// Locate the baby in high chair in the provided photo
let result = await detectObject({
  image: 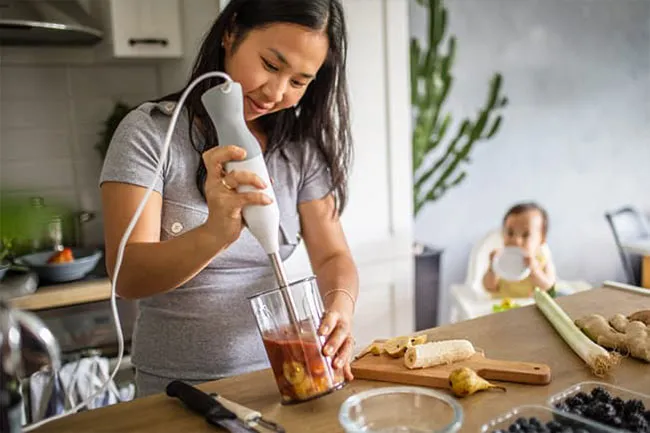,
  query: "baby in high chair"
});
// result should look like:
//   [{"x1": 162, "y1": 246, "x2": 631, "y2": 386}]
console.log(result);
[{"x1": 483, "y1": 202, "x2": 557, "y2": 298}]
